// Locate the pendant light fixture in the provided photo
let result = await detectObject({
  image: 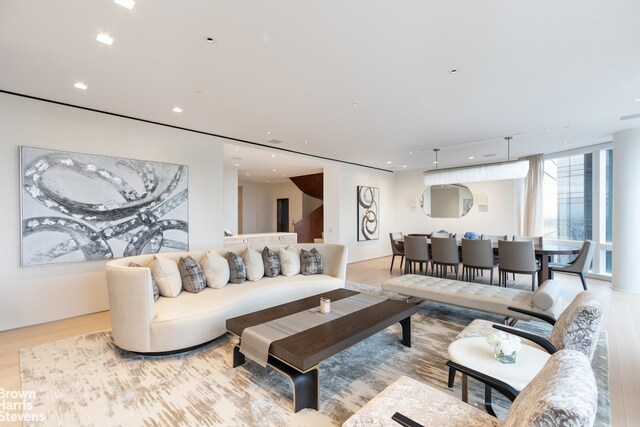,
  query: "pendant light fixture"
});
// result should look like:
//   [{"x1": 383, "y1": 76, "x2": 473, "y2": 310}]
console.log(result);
[{"x1": 423, "y1": 137, "x2": 529, "y2": 186}]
